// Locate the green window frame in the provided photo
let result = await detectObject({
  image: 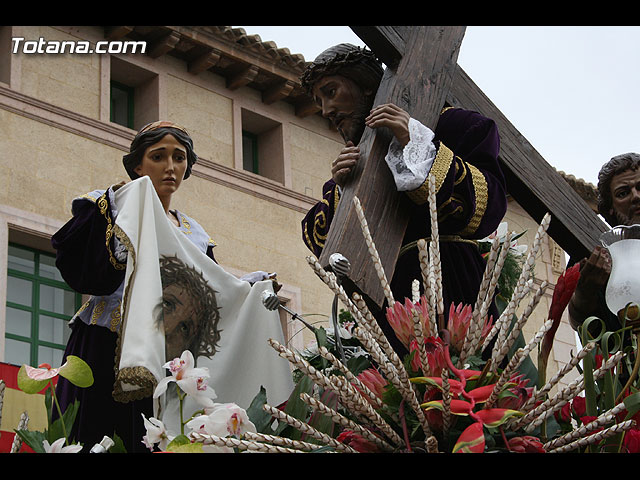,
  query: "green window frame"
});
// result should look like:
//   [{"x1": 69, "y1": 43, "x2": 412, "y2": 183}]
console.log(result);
[
  {"x1": 4, "y1": 243, "x2": 82, "y2": 367},
  {"x1": 242, "y1": 130, "x2": 259, "y2": 174},
  {"x1": 110, "y1": 80, "x2": 135, "y2": 129}
]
